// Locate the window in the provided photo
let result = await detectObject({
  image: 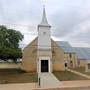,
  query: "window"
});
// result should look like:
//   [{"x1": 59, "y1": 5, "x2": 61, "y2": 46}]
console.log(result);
[
  {"x1": 78, "y1": 60, "x2": 80, "y2": 65},
  {"x1": 70, "y1": 61, "x2": 73, "y2": 66},
  {"x1": 88, "y1": 64, "x2": 90, "y2": 69},
  {"x1": 65, "y1": 63, "x2": 67, "y2": 67},
  {"x1": 70, "y1": 61, "x2": 73, "y2": 64},
  {"x1": 43, "y1": 32, "x2": 46, "y2": 35},
  {"x1": 69, "y1": 53, "x2": 72, "y2": 58}
]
